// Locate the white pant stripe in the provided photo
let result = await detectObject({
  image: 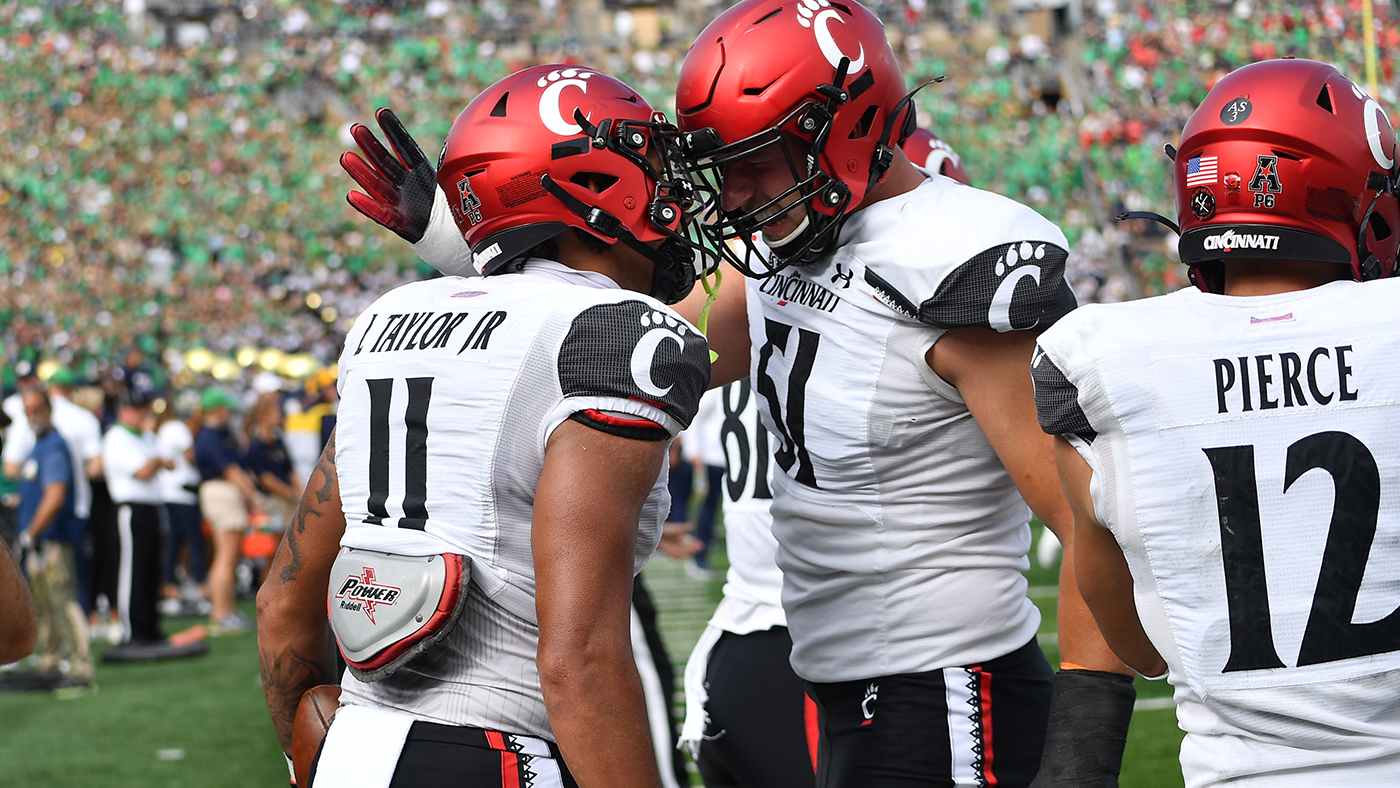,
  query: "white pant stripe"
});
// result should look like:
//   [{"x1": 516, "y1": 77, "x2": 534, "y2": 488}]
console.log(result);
[
  {"x1": 944, "y1": 666, "x2": 982, "y2": 787},
  {"x1": 631, "y1": 606, "x2": 682, "y2": 788},
  {"x1": 115, "y1": 504, "x2": 133, "y2": 643}
]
